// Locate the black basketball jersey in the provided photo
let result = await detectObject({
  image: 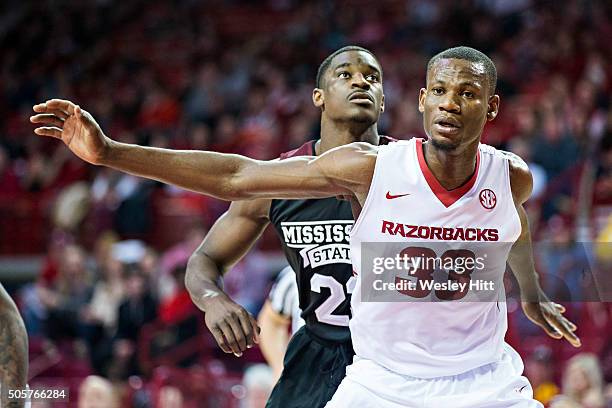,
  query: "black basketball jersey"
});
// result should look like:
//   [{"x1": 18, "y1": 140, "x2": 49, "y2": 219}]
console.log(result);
[{"x1": 269, "y1": 137, "x2": 393, "y2": 342}]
